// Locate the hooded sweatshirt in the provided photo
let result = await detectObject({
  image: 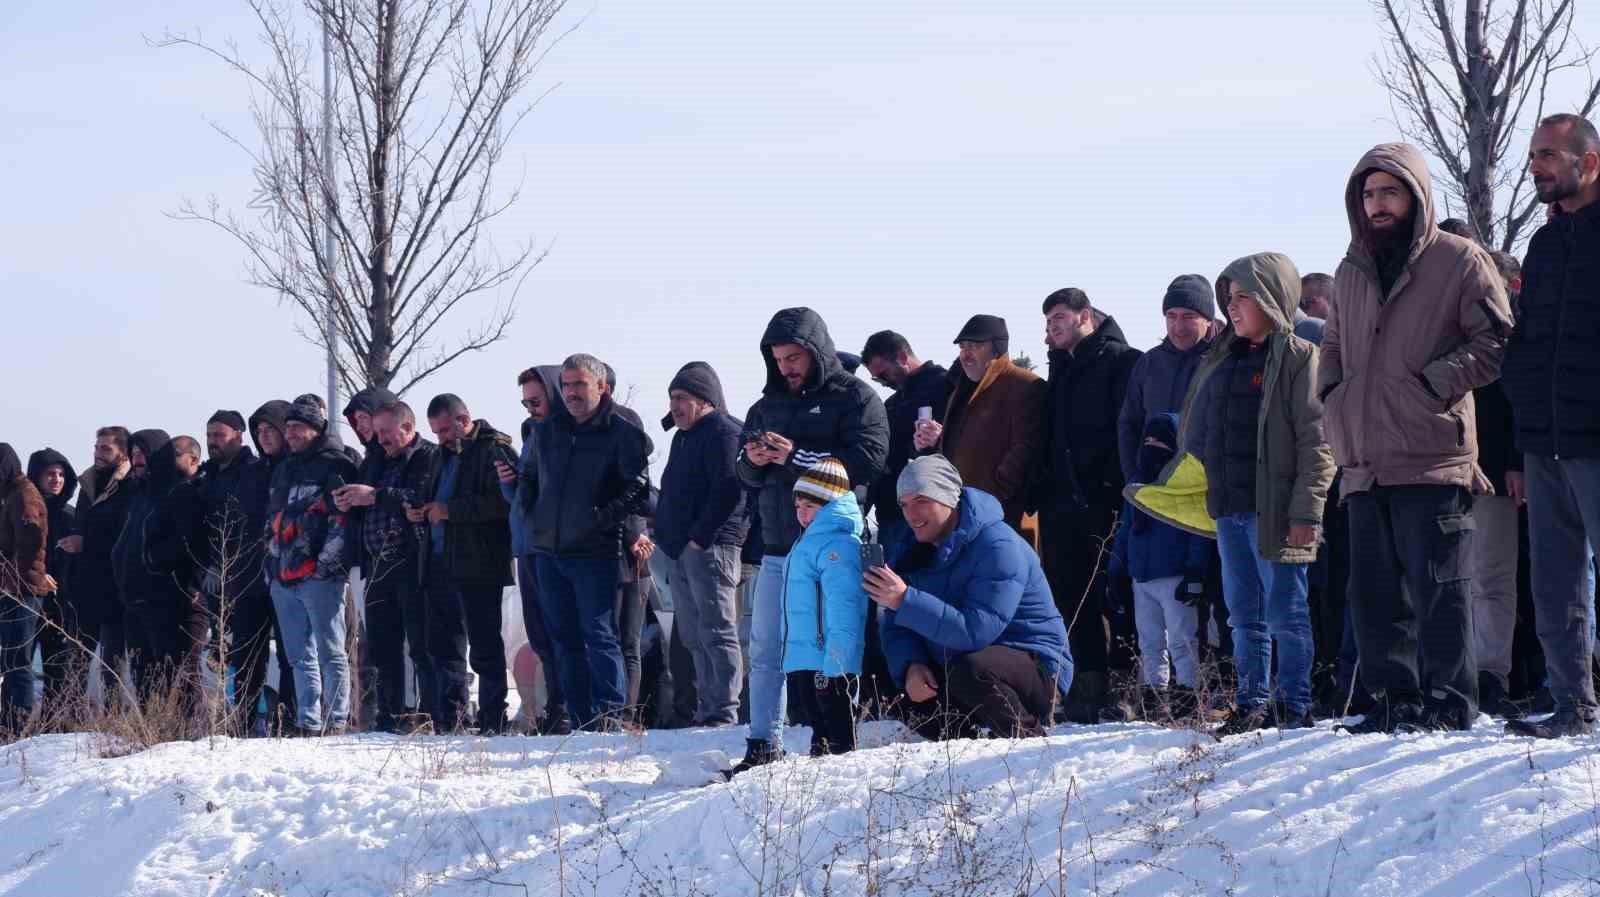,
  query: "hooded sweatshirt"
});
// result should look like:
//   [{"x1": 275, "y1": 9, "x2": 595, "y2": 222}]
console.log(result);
[
  {"x1": 505, "y1": 365, "x2": 566, "y2": 557},
  {"x1": 28, "y1": 448, "x2": 78, "y2": 585},
  {"x1": 0, "y1": 443, "x2": 50, "y2": 598},
  {"x1": 1317, "y1": 143, "x2": 1514, "y2": 498},
  {"x1": 736, "y1": 308, "x2": 890, "y2": 555}
]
